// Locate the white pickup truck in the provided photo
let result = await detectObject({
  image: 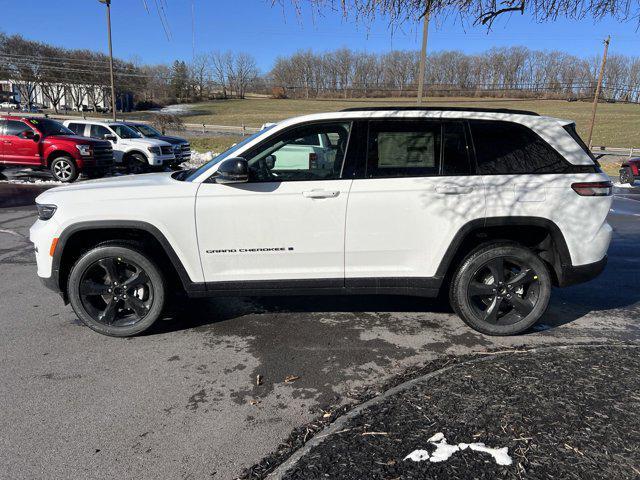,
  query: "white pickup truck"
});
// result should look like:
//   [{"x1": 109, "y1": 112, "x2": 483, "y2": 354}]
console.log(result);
[{"x1": 267, "y1": 132, "x2": 340, "y2": 176}]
